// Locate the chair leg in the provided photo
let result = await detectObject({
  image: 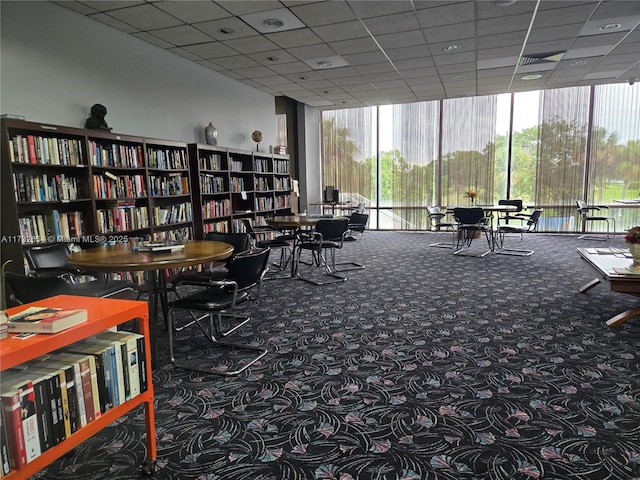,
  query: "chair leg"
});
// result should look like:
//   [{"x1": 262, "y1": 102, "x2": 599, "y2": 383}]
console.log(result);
[
  {"x1": 295, "y1": 246, "x2": 347, "y2": 285},
  {"x1": 453, "y1": 230, "x2": 492, "y2": 257},
  {"x1": 429, "y1": 228, "x2": 456, "y2": 248},
  {"x1": 264, "y1": 247, "x2": 292, "y2": 280},
  {"x1": 169, "y1": 308, "x2": 267, "y2": 376},
  {"x1": 578, "y1": 218, "x2": 615, "y2": 241}
]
